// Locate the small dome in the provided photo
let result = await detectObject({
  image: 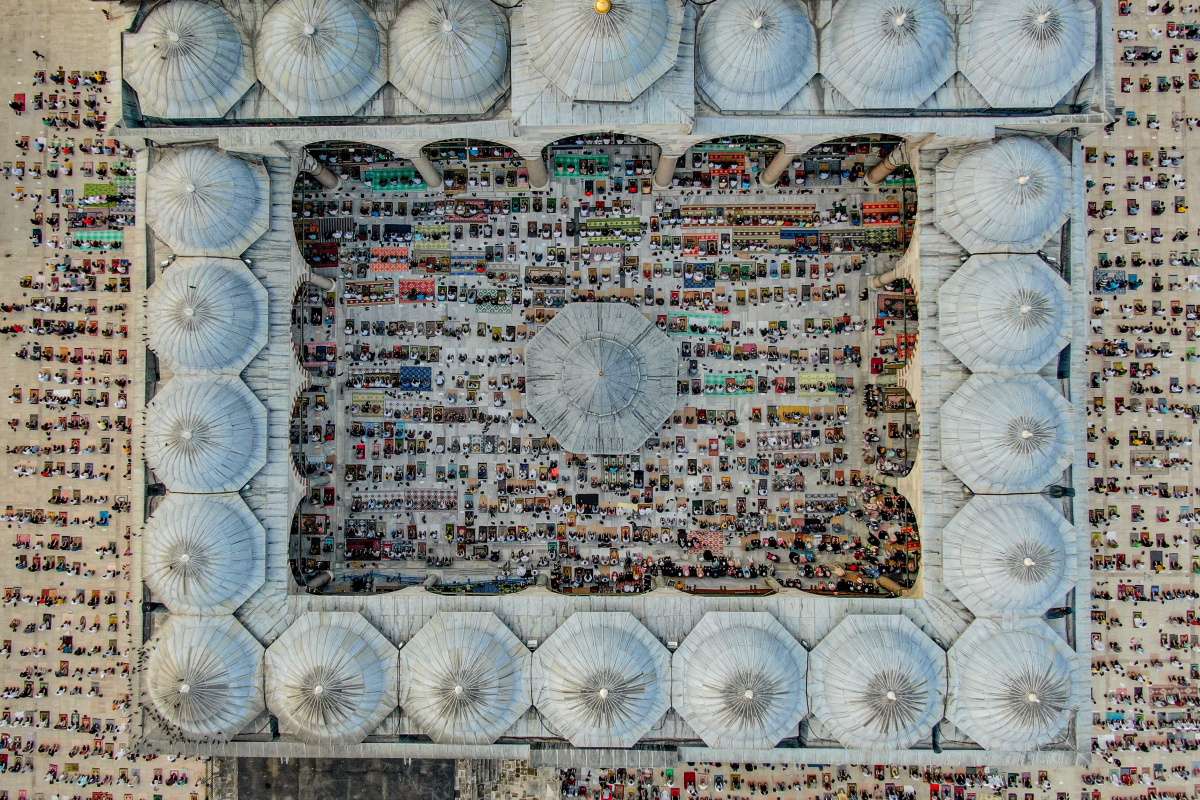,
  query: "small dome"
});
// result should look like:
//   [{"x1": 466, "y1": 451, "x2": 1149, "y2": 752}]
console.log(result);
[
  {"x1": 146, "y1": 615, "x2": 264, "y2": 740},
  {"x1": 265, "y1": 612, "x2": 399, "y2": 744},
  {"x1": 523, "y1": 0, "x2": 684, "y2": 103},
  {"x1": 820, "y1": 0, "x2": 956, "y2": 108},
  {"x1": 531, "y1": 612, "x2": 670, "y2": 748},
  {"x1": 934, "y1": 136, "x2": 1070, "y2": 254},
  {"x1": 146, "y1": 146, "x2": 270, "y2": 258},
  {"x1": 390, "y1": 0, "x2": 510, "y2": 115},
  {"x1": 123, "y1": 0, "x2": 256, "y2": 119},
  {"x1": 947, "y1": 619, "x2": 1082, "y2": 749},
  {"x1": 147, "y1": 258, "x2": 268, "y2": 374},
  {"x1": 398, "y1": 612, "x2": 531, "y2": 744},
  {"x1": 939, "y1": 375, "x2": 1072, "y2": 494},
  {"x1": 145, "y1": 376, "x2": 267, "y2": 493},
  {"x1": 672, "y1": 612, "x2": 808, "y2": 749},
  {"x1": 697, "y1": 0, "x2": 817, "y2": 112},
  {"x1": 942, "y1": 496, "x2": 1076, "y2": 617},
  {"x1": 938, "y1": 254, "x2": 1071, "y2": 373},
  {"x1": 143, "y1": 493, "x2": 266, "y2": 615},
  {"x1": 959, "y1": 0, "x2": 1097, "y2": 108},
  {"x1": 256, "y1": 0, "x2": 387, "y2": 117},
  {"x1": 808, "y1": 615, "x2": 946, "y2": 749}
]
